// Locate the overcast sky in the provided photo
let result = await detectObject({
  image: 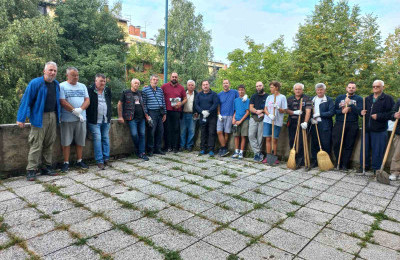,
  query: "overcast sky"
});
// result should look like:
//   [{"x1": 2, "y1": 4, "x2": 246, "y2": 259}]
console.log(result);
[{"x1": 112, "y1": 0, "x2": 400, "y2": 64}]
